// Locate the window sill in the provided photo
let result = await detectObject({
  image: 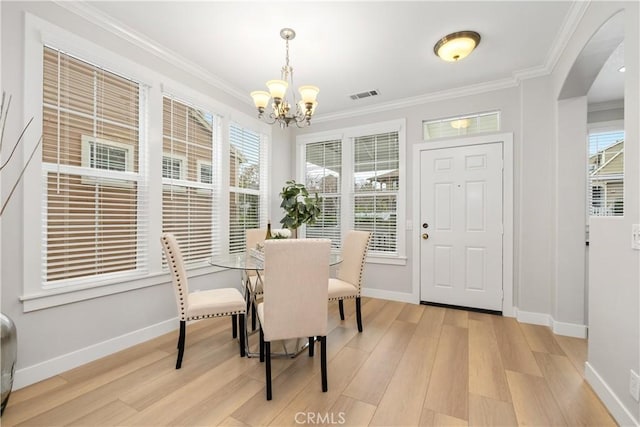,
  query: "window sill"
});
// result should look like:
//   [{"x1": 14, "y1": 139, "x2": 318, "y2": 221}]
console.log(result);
[
  {"x1": 20, "y1": 265, "x2": 228, "y2": 312},
  {"x1": 365, "y1": 255, "x2": 407, "y2": 266}
]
